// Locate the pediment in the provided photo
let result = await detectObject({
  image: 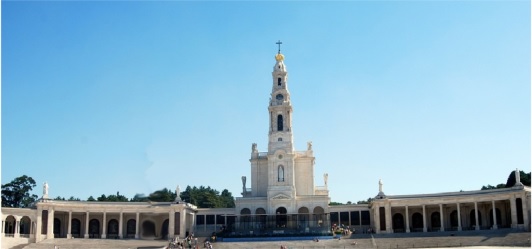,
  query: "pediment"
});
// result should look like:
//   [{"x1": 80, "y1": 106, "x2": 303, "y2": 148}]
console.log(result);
[{"x1": 271, "y1": 194, "x2": 291, "y2": 200}]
